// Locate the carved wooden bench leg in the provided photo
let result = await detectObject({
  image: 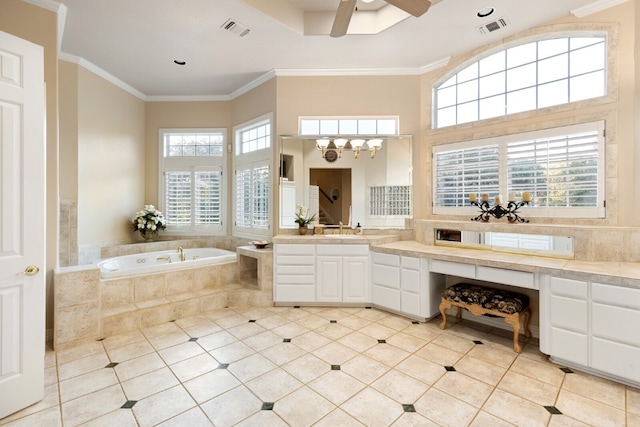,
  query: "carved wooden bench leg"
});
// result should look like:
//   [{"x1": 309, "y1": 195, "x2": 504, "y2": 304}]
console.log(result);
[
  {"x1": 503, "y1": 313, "x2": 523, "y2": 353},
  {"x1": 523, "y1": 306, "x2": 532, "y2": 337},
  {"x1": 439, "y1": 298, "x2": 452, "y2": 330}
]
